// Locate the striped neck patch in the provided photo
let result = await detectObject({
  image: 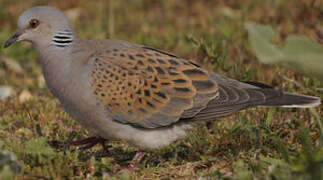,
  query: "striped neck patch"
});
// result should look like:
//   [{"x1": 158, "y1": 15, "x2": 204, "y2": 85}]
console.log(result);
[{"x1": 51, "y1": 29, "x2": 74, "y2": 48}]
